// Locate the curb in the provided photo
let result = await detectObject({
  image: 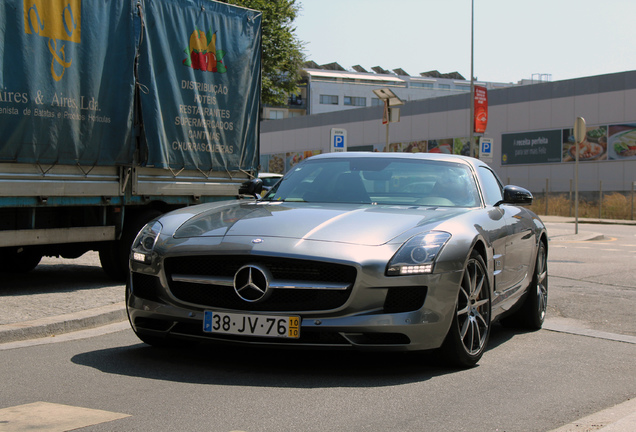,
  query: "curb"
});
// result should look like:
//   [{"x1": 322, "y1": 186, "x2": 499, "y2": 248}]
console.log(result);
[
  {"x1": 0, "y1": 302, "x2": 127, "y2": 344},
  {"x1": 549, "y1": 397, "x2": 636, "y2": 432},
  {"x1": 548, "y1": 232, "x2": 605, "y2": 242}
]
